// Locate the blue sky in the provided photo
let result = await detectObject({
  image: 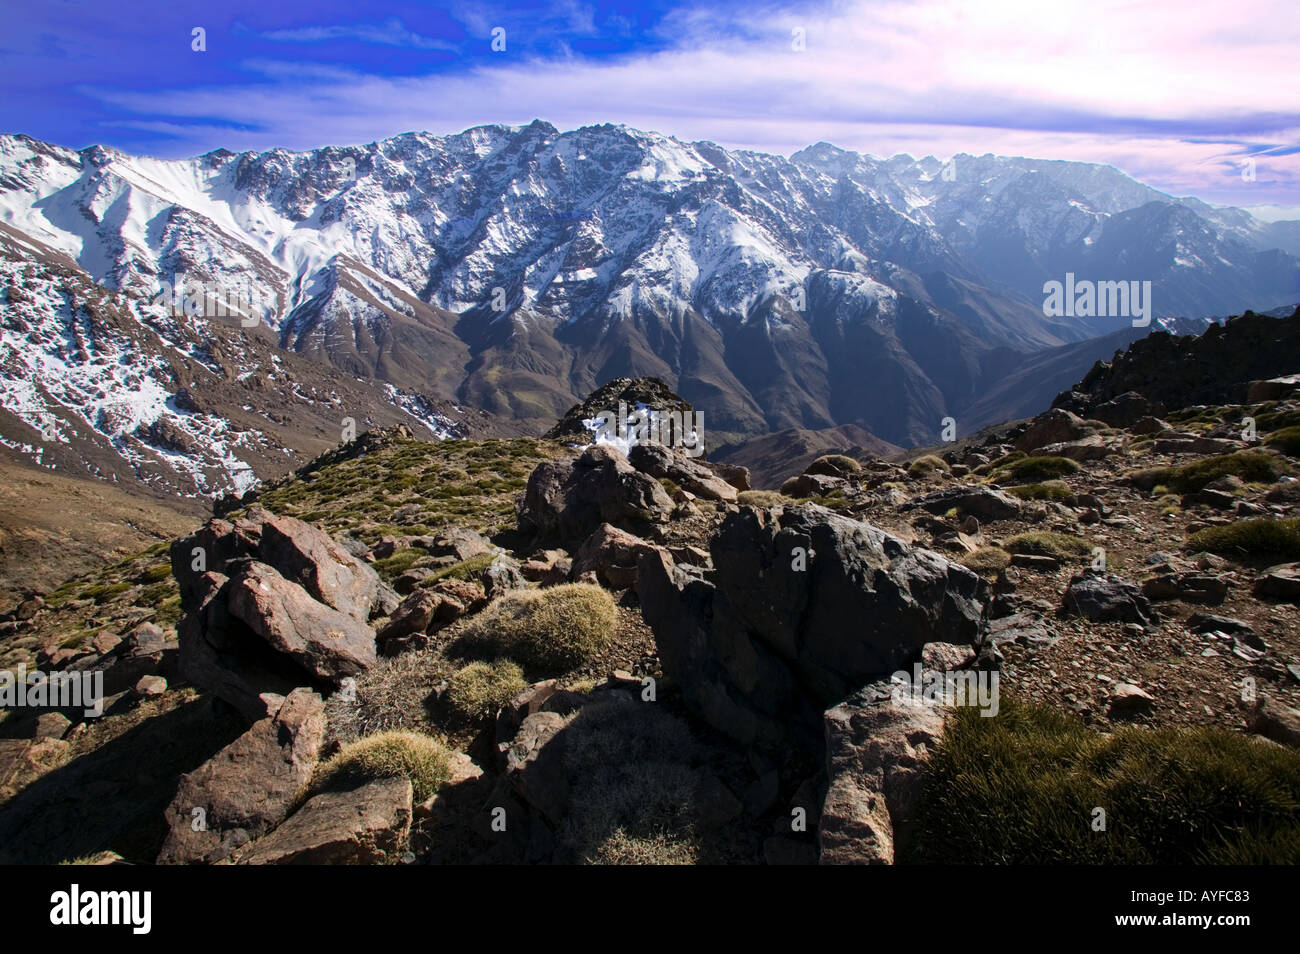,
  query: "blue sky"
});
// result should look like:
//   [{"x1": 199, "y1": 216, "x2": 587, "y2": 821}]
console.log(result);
[{"x1": 3, "y1": 0, "x2": 1298, "y2": 212}]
